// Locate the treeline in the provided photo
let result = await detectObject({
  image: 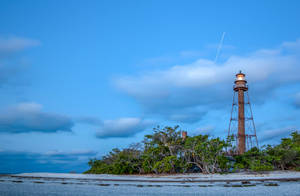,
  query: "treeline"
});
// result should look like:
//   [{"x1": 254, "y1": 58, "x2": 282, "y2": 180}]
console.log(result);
[{"x1": 85, "y1": 126, "x2": 300, "y2": 174}]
